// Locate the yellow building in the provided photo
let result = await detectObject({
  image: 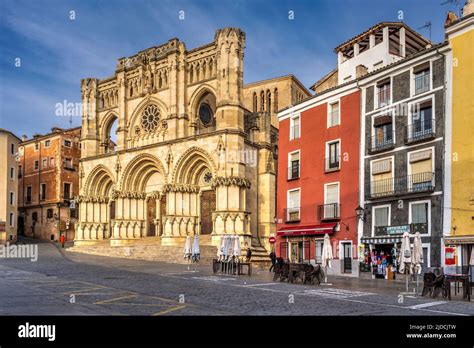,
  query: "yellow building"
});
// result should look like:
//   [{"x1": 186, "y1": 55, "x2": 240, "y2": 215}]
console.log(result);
[
  {"x1": 443, "y1": 2, "x2": 474, "y2": 269},
  {"x1": 0, "y1": 128, "x2": 21, "y2": 244}
]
